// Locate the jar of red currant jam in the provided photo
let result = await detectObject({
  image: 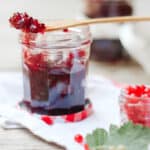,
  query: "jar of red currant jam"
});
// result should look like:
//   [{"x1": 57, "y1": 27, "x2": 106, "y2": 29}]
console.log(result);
[
  {"x1": 119, "y1": 85, "x2": 150, "y2": 127},
  {"x1": 19, "y1": 26, "x2": 92, "y2": 116}
]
